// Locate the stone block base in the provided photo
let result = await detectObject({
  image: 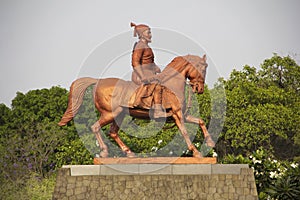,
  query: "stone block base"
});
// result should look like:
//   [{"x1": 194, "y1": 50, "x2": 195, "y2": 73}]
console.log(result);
[
  {"x1": 53, "y1": 164, "x2": 258, "y2": 200},
  {"x1": 94, "y1": 157, "x2": 217, "y2": 164}
]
